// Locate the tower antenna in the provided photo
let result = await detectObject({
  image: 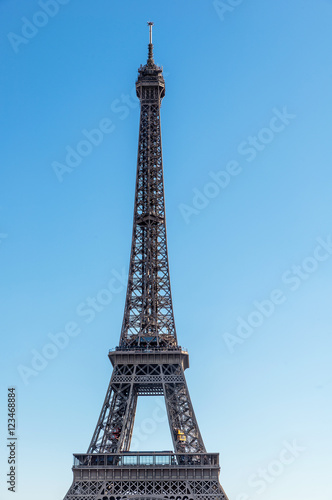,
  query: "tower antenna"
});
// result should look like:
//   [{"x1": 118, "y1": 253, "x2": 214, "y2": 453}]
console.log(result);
[{"x1": 147, "y1": 21, "x2": 154, "y2": 44}]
